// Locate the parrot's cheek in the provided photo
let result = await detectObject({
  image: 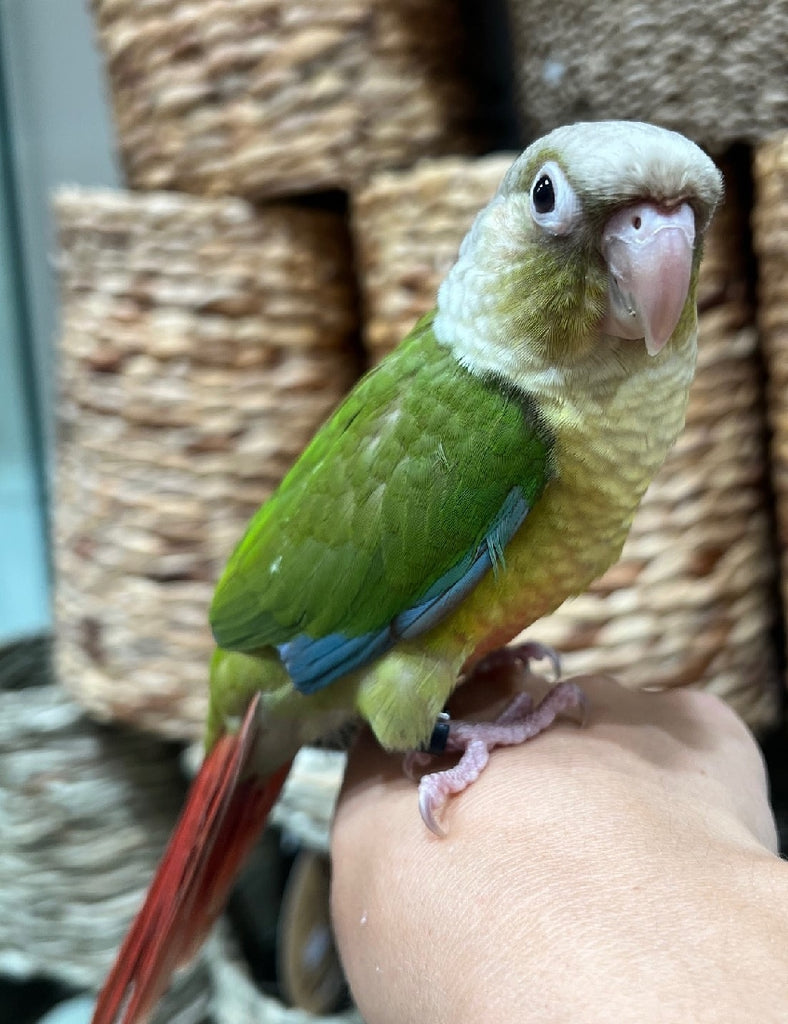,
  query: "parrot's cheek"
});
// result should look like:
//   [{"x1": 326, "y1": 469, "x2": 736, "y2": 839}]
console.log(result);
[{"x1": 600, "y1": 201, "x2": 696, "y2": 356}]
